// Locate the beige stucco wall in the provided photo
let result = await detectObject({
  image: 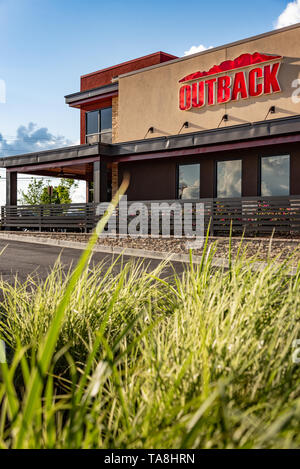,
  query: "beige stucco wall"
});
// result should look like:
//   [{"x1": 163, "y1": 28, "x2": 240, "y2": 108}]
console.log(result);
[{"x1": 117, "y1": 25, "x2": 300, "y2": 143}]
